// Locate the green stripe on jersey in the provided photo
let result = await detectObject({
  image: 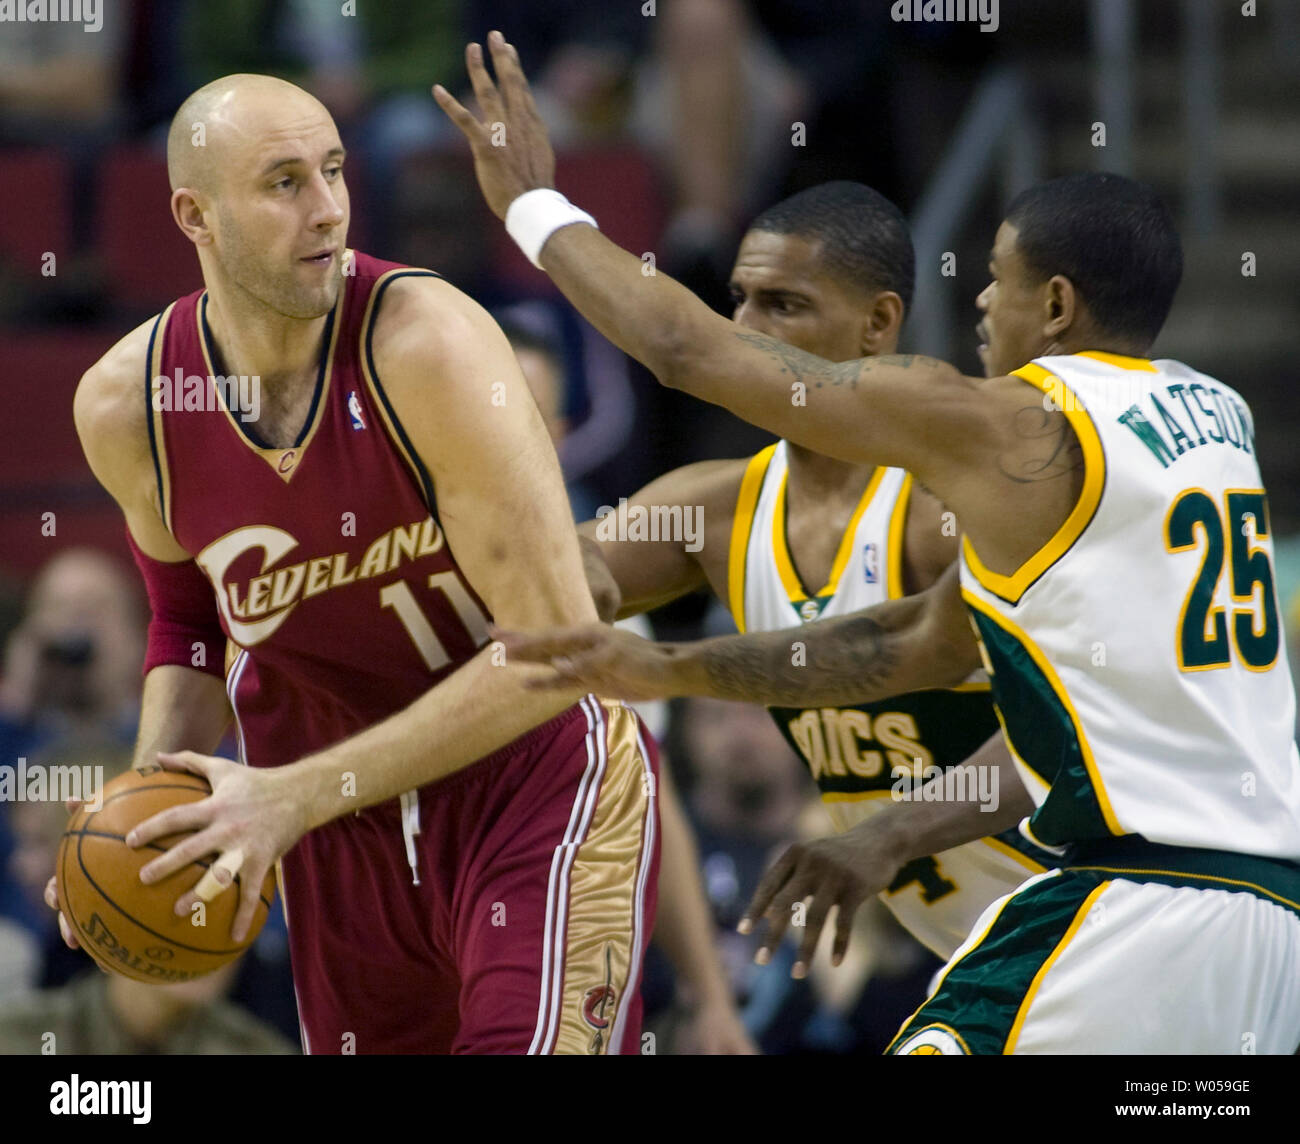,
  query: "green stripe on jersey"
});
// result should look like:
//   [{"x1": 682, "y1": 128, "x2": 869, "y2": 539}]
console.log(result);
[{"x1": 969, "y1": 609, "x2": 1112, "y2": 844}]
